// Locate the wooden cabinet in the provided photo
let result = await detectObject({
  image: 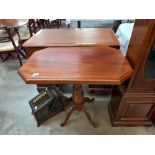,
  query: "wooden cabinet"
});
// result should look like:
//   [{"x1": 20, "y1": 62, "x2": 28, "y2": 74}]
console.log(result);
[{"x1": 109, "y1": 19, "x2": 155, "y2": 126}]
